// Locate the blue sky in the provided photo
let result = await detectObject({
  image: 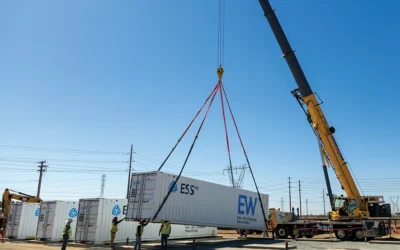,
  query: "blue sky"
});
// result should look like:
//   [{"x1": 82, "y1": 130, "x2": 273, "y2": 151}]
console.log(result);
[{"x1": 1, "y1": 0, "x2": 399, "y2": 215}]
